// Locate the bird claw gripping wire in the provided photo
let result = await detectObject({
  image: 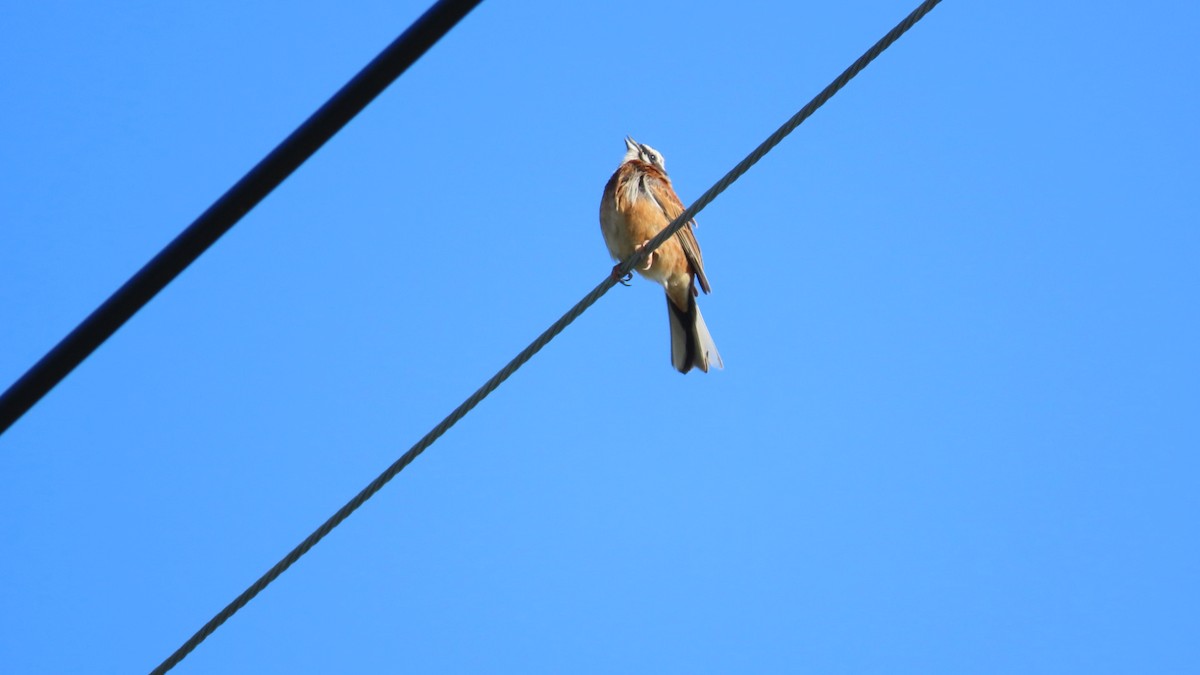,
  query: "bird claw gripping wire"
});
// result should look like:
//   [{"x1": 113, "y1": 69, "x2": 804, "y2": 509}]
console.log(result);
[{"x1": 611, "y1": 263, "x2": 633, "y2": 286}]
